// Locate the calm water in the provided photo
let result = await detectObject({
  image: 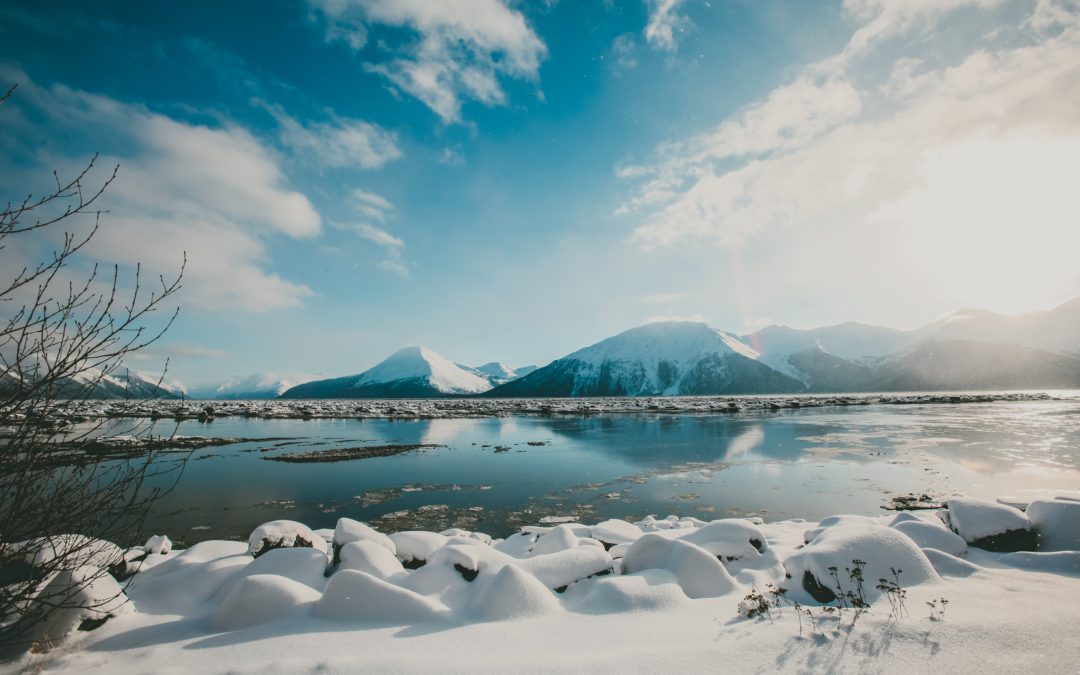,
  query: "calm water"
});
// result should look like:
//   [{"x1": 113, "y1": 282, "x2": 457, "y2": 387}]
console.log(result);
[{"x1": 112, "y1": 398, "x2": 1080, "y2": 544}]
